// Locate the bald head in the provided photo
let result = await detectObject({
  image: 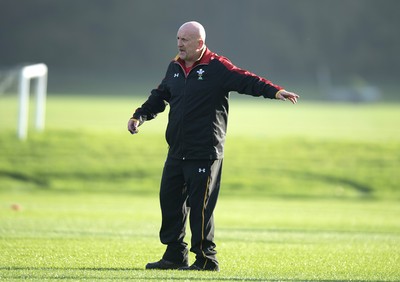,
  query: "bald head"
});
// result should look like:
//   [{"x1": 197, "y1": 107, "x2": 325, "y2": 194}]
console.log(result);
[
  {"x1": 177, "y1": 21, "x2": 207, "y2": 66},
  {"x1": 178, "y1": 21, "x2": 206, "y2": 43}
]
